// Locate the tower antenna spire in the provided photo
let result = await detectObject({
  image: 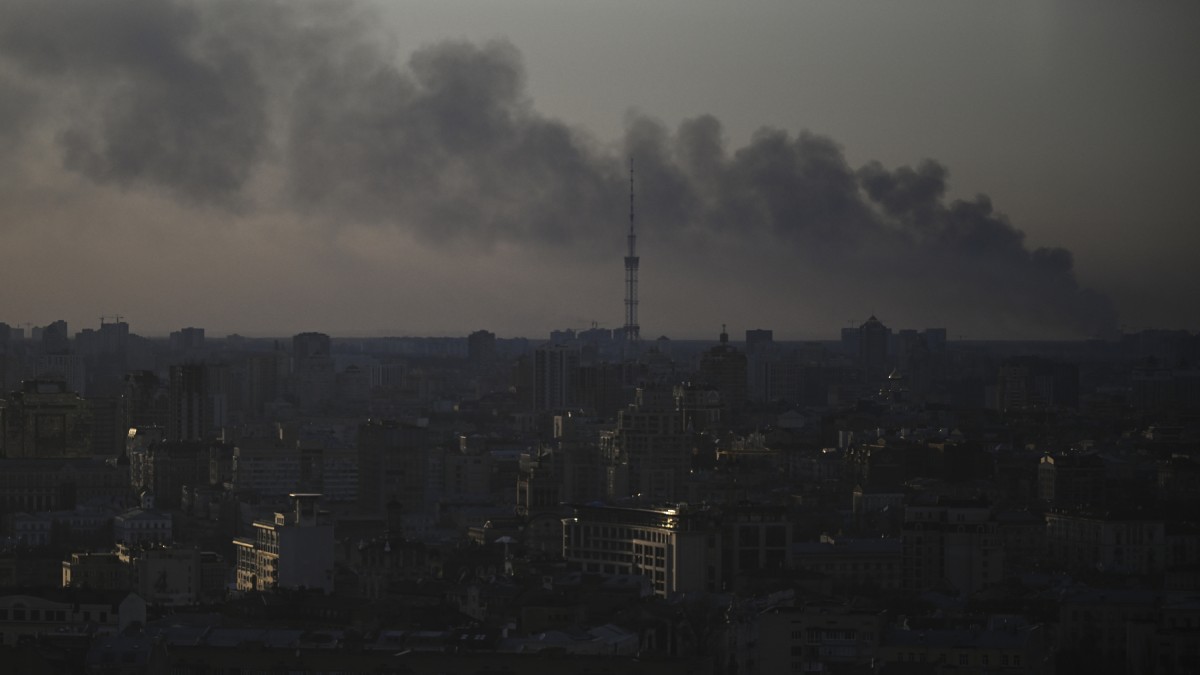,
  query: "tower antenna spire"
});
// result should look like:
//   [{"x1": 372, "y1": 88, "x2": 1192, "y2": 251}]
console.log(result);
[
  {"x1": 629, "y1": 157, "x2": 635, "y2": 236},
  {"x1": 623, "y1": 157, "x2": 640, "y2": 346}
]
